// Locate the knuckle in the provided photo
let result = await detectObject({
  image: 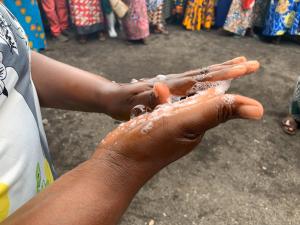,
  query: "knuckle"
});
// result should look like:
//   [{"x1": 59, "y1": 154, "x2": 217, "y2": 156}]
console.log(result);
[{"x1": 216, "y1": 101, "x2": 234, "y2": 123}]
